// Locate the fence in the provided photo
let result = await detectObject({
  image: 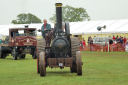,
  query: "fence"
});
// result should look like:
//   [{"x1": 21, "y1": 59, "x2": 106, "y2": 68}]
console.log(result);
[{"x1": 79, "y1": 43, "x2": 126, "y2": 52}]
